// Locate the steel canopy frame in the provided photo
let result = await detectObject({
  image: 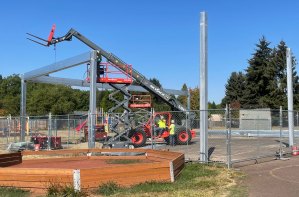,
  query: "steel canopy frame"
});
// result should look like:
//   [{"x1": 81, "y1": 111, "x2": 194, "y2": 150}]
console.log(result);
[
  {"x1": 21, "y1": 51, "x2": 97, "y2": 147},
  {"x1": 20, "y1": 51, "x2": 189, "y2": 146}
]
